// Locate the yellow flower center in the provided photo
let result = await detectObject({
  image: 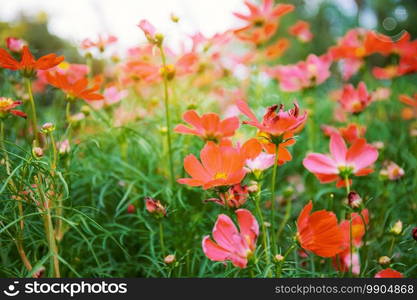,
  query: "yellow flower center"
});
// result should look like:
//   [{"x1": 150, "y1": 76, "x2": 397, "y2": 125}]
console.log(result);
[
  {"x1": 355, "y1": 47, "x2": 366, "y2": 57},
  {"x1": 0, "y1": 98, "x2": 14, "y2": 109},
  {"x1": 214, "y1": 172, "x2": 227, "y2": 180}
]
